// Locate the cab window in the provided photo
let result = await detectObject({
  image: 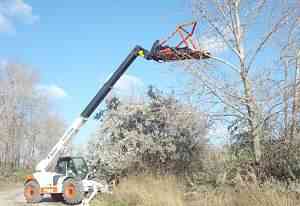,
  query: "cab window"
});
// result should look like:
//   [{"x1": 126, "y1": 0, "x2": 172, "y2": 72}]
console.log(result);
[{"x1": 55, "y1": 160, "x2": 67, "y2": 175}]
